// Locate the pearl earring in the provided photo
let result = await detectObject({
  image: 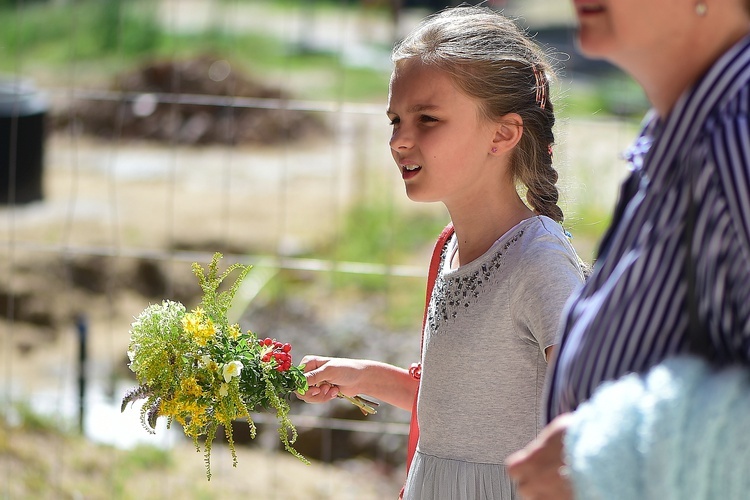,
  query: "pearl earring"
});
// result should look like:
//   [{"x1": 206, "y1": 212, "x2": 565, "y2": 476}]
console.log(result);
[{"x1": 695, "y1": 1, "x2": 707, "y2": 16}]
